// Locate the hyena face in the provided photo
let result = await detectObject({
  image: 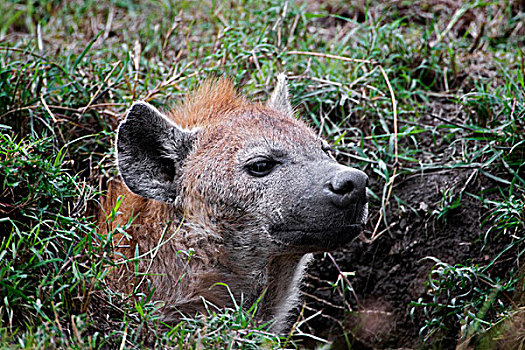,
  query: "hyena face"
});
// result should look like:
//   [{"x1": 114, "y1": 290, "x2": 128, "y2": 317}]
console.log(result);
[{"x1": 117, "y1": 75, "x2": 368, "y2": 256}]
